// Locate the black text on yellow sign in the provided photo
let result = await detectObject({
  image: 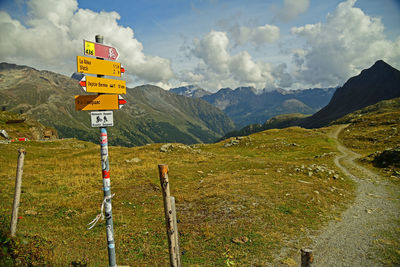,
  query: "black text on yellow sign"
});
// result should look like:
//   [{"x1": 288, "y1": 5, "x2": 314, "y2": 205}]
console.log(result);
[
  {"x1": 75, "y1": 94, "x2": 120, "y2": 111},
  {"x1": 80, "y1": 76, "x2": 126, "y2": 94},
  {"x1": 76, "y1": 56, "x2": 122, "y2": 77}
]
